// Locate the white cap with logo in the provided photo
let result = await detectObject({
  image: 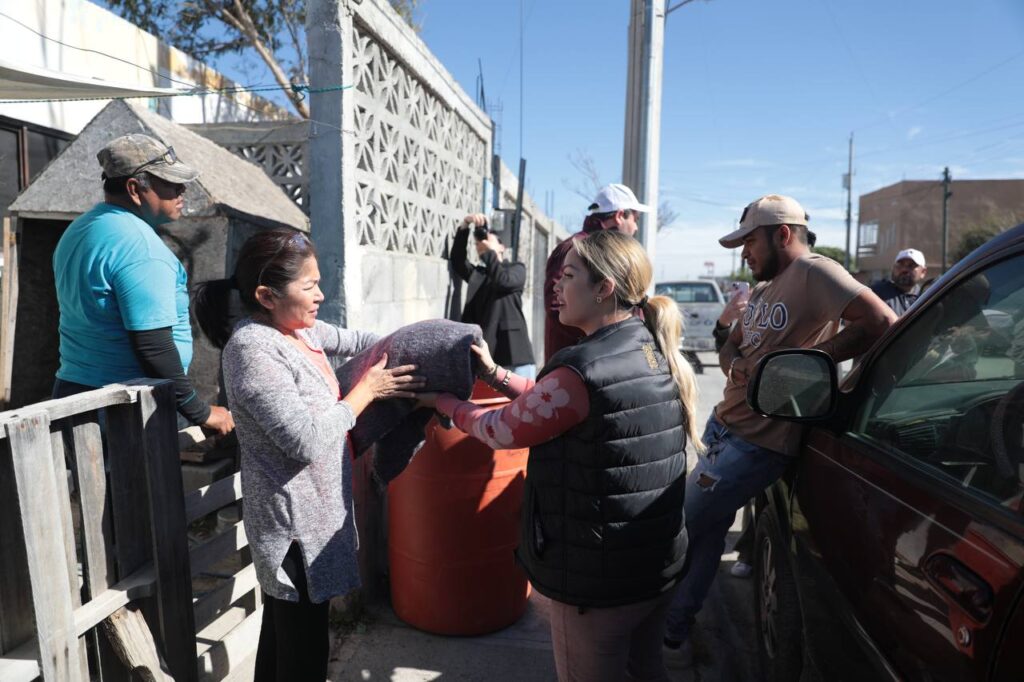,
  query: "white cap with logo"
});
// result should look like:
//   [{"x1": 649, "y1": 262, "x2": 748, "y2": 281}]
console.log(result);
[
  {"x1": 719, "y1": 194, "x2": 809, "y2": 248},
  {"x1": 895, "y1": 248, "x2": 926, "y2": 267},
  {"x1": 591, "y1": 184, "x2": 651, "y2": 214}
]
